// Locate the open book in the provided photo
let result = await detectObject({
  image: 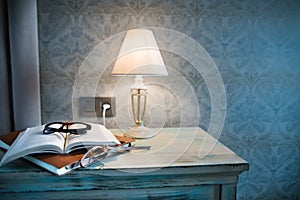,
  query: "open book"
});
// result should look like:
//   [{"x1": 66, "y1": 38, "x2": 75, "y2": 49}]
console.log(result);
[{"x1": 0, "y1": 123, "x2": 120, "y2": 166}]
